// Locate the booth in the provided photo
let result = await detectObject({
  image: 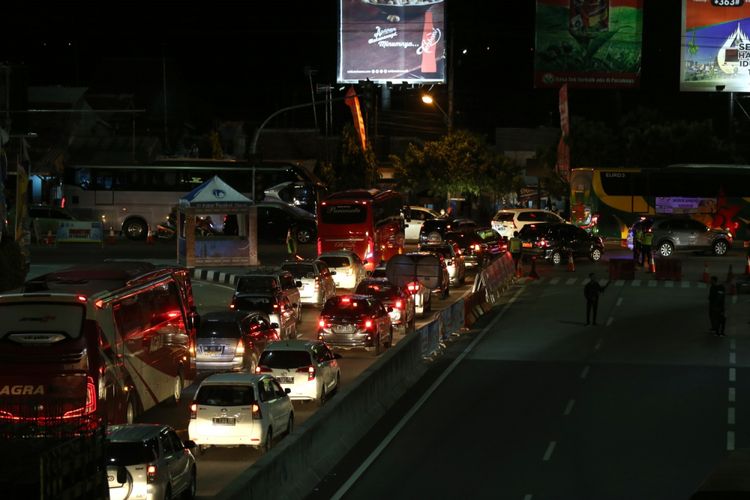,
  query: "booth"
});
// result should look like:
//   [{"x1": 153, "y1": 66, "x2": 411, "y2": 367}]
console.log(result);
[{"x1": 177, "y1": 175, "x2": 258, "y2": 268}]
